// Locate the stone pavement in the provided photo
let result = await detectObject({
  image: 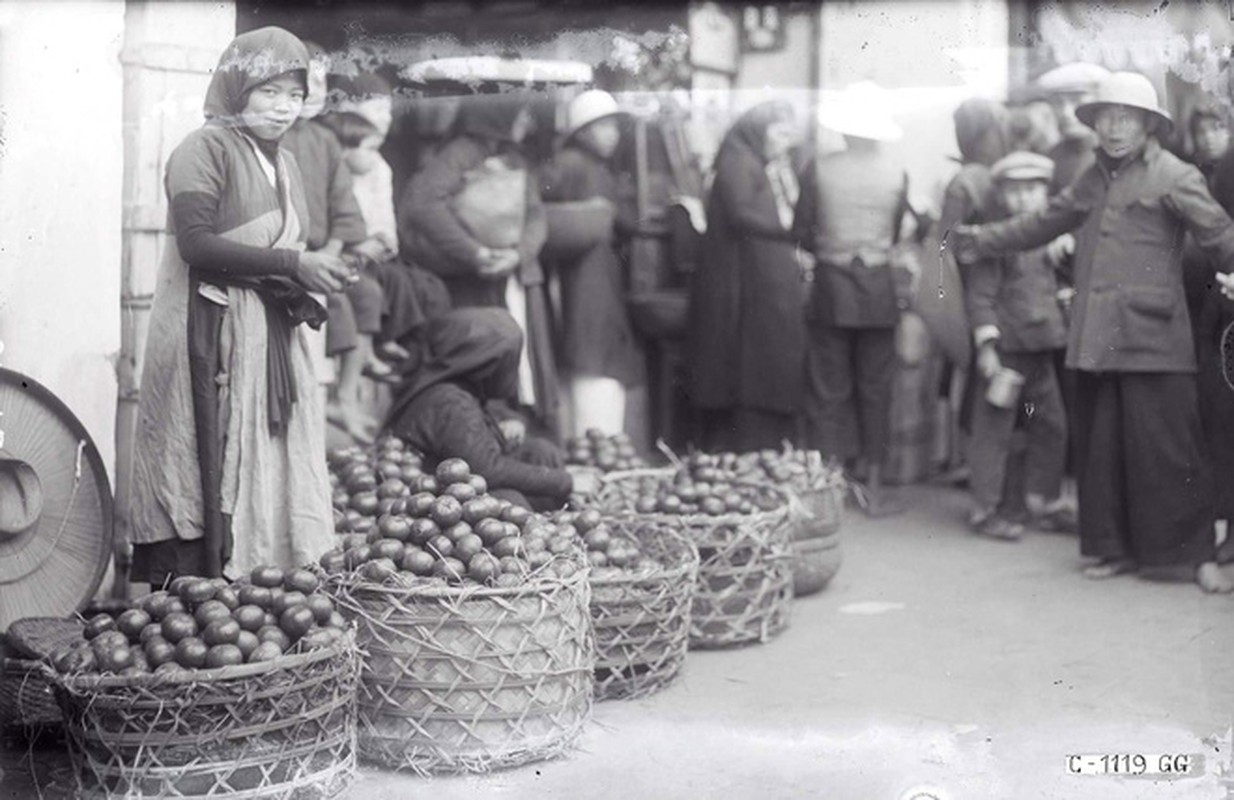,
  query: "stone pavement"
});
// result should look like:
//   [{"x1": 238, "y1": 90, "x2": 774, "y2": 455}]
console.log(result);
[{"x1": 4, "y1": 484, "x2": 1232, "y2": 799}]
